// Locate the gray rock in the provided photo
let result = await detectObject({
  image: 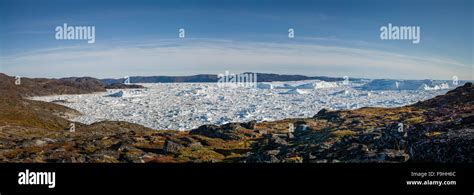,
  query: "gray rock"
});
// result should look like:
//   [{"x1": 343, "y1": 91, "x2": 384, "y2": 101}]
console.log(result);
[
  {"x1": 241, "y1": 120, "x2": 256, "y2": 129},
  {"x1": 163, "y1": 140, "x2": 184, "y2": 154},
  {"x1": 190, "y1": 124, "x2": 243, "y2": 140}
]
